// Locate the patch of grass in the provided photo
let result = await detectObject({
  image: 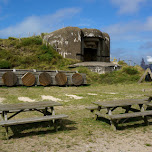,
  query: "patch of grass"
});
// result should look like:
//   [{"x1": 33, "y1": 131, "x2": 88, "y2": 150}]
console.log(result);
[
  {"x1": 99, "y1": 66, "x2": 141, "y2": 84},
  {"x1": 0, "y1": 60, "x2": 12, "y2": 69},
  {"x1": 76, "y1": 65, "x2": 141, "y2": 84},
  {"x1": 77, "y1": 66, "x2": 100, "y2": 83},
  {"x1": 145, "y1": 143, "x2": 152, "y2": 147},
  {"x1": 20, "y1": 36, "x2": 42, "y2": 46},
  {"x1": 122, "y1": 66, "x2": 139, "y2": 75},
  {"x1": 0, "y1": 37, "x2": 79, "y2": 70},
  {"x1": 0, "y1": 83, "x2": 152, "y2": 151}
]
